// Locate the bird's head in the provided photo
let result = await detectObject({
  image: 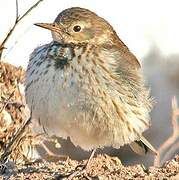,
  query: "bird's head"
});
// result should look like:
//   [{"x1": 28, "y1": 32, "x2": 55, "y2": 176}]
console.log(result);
[{"x1": 35, "y1": 7, "x2": 118, "y2": 45}]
